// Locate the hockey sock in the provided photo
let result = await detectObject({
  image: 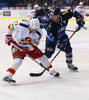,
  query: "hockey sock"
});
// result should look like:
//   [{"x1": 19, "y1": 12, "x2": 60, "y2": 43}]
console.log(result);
[
  {"x1": 37, "y1": 55, "x2": 53, "y2": 69},
  {"x1": 66, "y1": 53, "x2": 73, "y2": 64},
  {"x1": 5, "y1": 58, "x2": 23, "y2": 78}
]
